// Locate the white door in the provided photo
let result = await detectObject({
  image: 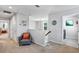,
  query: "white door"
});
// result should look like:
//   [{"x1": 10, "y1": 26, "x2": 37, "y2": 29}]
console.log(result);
[
  {"x1": 66, "y1": 19, "x2": 78, "y2": 40},
  {"x1": 63, "y1": 16, "x2": 78, "y2": 47}
]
